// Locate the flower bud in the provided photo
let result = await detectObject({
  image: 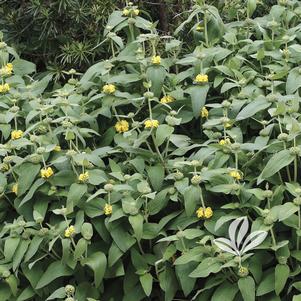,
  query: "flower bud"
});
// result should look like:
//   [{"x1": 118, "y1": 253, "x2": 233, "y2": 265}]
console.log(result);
[
  {"x1": 238, "y1": 266, "x2": 249, "y2": 277},
  {"x1": 65, "y1": 285, "x2": 75, "y2": 296},
  {"x1": 290, "y1": 147, "x2": 301, "y2": 156},
  {"x1": 277, "y1": 133, "x2": 288, "y2": 141},
  {"x1": 191, "y1": 175, "x2": 202, "y2": 185},
  {"x1": 174, "y1": 171, "x2": 184, "y2": 181},
  {"x1": 263, "y1": 190, "x2": 273, "y2": 198},
  {"x1": 36, "y1": 147, "x2": 46, "y2": 154},
  {"x1": 104, "y1": 183, "x2": 114, "y2": 192},
  {"x1": 144, "y1": 91, "x2": 154, "y2": 99},
  {"x1": 222, "y1": 100, "x2": 231, "y2": 108},
  {"x1": 294, "y1": 197, "x2": 301, "y2": 206}
]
